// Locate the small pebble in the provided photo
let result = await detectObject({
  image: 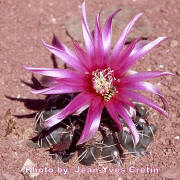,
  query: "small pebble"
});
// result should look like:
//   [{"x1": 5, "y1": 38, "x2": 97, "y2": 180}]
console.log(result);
[
  {"x1": 16, "y1": 94, "x2": 21, "y2": 98},
  {"x1": 170, "y1": 40, "x2": 178, "y2": 48},
  {"x1": 174, "y1": 136, "x2": 180, "y2": 140},
  {"x1": 21, "y1": 159, "x2": 40, "y2": 178},
  {"x1": 130, "y1": 161, "x2": 135, "y2": 165},
  {"x1": 28, "y1": 4, "x2": 32, "y2": 8},
  {"x1": 50, "y1": 17, "x2": 57, "y2": 24},
  {"x1": 159, "y1": 65, "x2": 164, "y2": 69},
  {"x1": 49, "y1": 2, "x2": 54, "y2": 6},
  {"x1": 118, "y1": 178, "x2": 123, "y2": 180}
]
